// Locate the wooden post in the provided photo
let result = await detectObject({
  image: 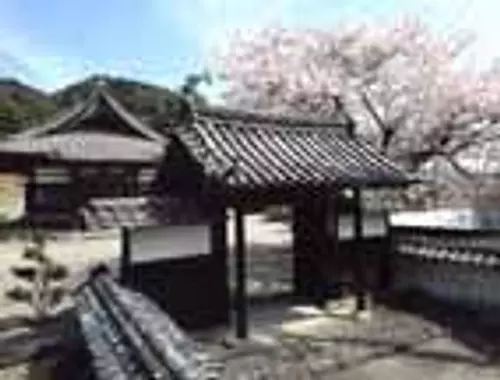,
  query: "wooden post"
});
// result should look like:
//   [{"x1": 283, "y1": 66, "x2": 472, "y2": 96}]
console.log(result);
[
  {"x1": 24, "y1": 166, "x2": 35, "y2": 231},
  {"x1": 314, "y1": 195, "x2": 329, "y2": 308},
  {"x1": 211, "y1": 205, "x2": 230, "y2": 326},
  {"x1": 69, "y1": 166, "x2": 81, "y2": 229},
  {"x1": 379, "y1": 210, "x2": 393, "y2": 292},
  {"x1": 234, "y1": 208, "x2": 248, "y2": 339},
  {"x1": 353, "y1": 187, "x2": 366, "y2": 311},
  {"x1": 325, "y1": 194, "x2": 340, "y2": 299},
  {"x1": 292, "y1": 198, "x2": 315, "y2": 301},
  {"x1": 120, "y1": 226, "x2": 132, "y2": 285}
]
